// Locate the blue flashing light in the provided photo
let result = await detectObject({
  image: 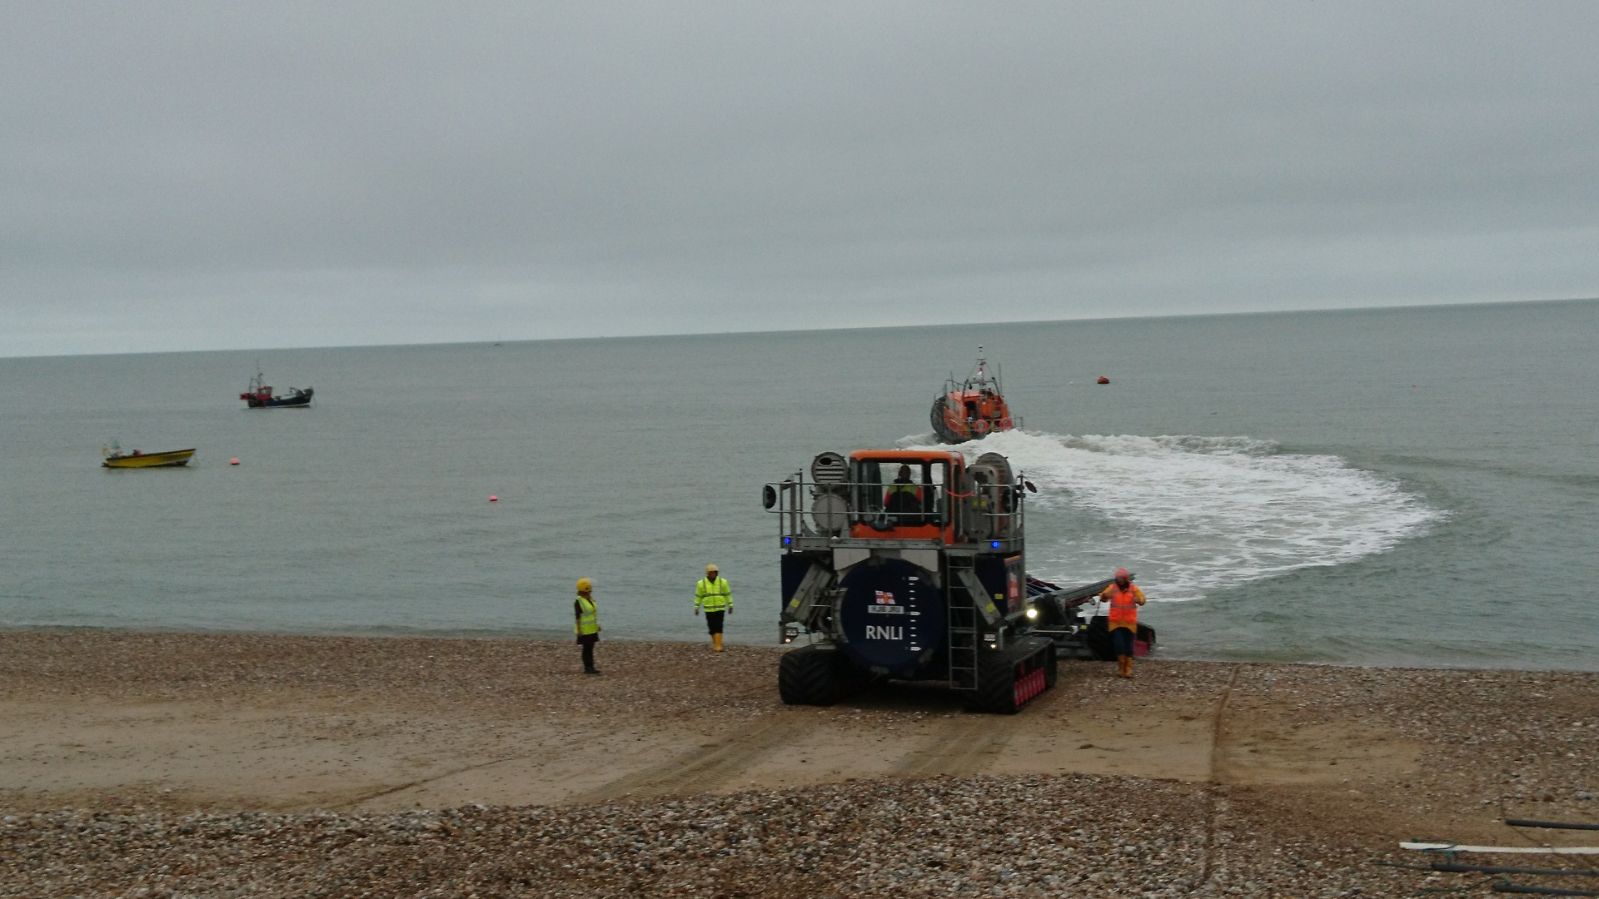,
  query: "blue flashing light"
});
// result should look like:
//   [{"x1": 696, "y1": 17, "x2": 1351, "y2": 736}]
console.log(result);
[
  {"x1": 990, "y1": 540, "x2": 1001, "y2": 549},
  {"x1": 783, "y1": 536, "x2": 793, "y2": 546}
]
